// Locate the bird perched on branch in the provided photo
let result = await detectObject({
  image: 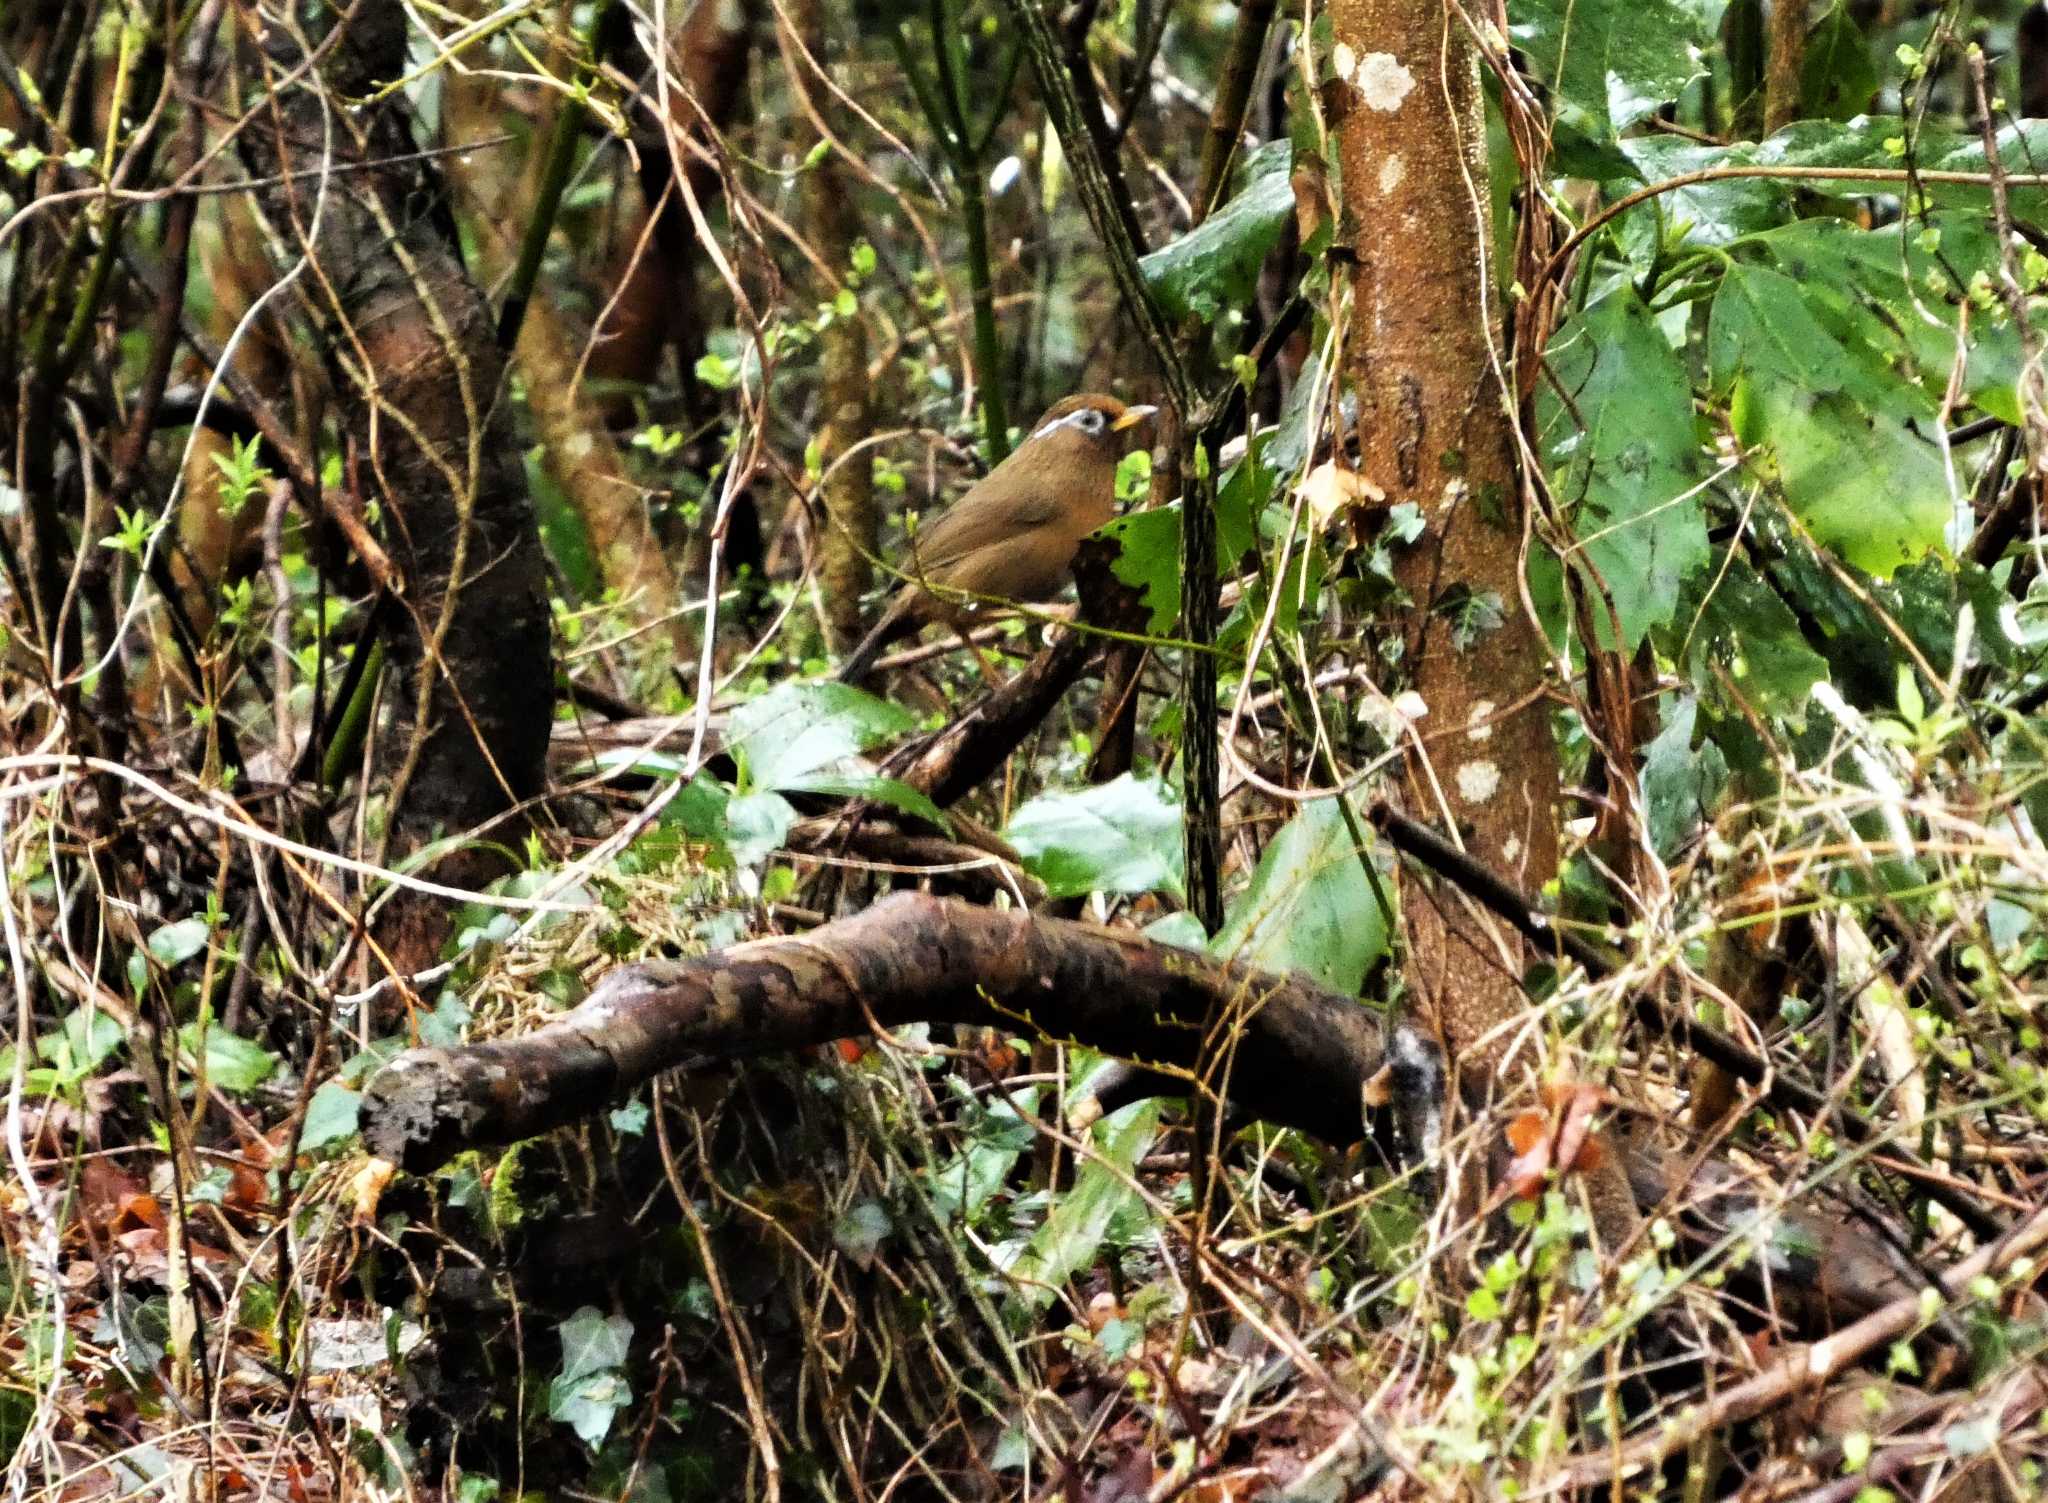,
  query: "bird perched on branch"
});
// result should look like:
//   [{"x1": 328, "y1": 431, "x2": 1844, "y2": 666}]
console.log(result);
[{"x1": 835, "y1": 393, "x2": 1158, "y2": 689}]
